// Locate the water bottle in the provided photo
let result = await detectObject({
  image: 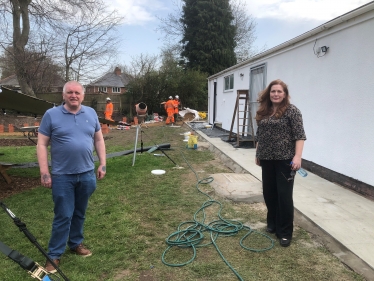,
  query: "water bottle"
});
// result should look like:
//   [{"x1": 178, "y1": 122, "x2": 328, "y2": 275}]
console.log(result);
[
  {"x1": 297, "y1": 168, "x2": 308, "y2": 177},
  {"x1": 290, "y1": 162, "x2": 308, "y2": 177}
]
